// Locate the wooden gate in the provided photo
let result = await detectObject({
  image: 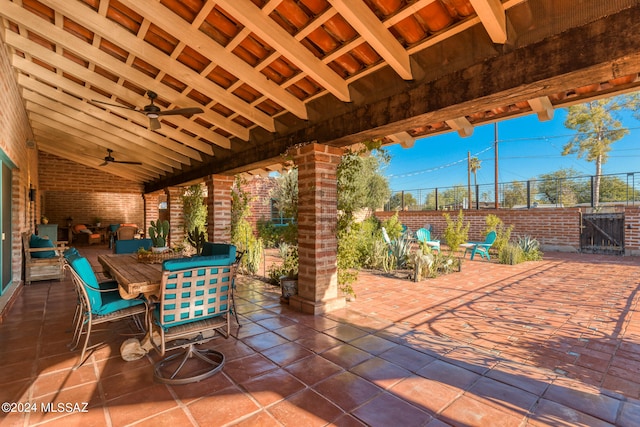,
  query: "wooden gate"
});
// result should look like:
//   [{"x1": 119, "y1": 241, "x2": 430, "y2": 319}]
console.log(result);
[{"x1": 580, "y1": 213, "x2": 625, "y2": 254}]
